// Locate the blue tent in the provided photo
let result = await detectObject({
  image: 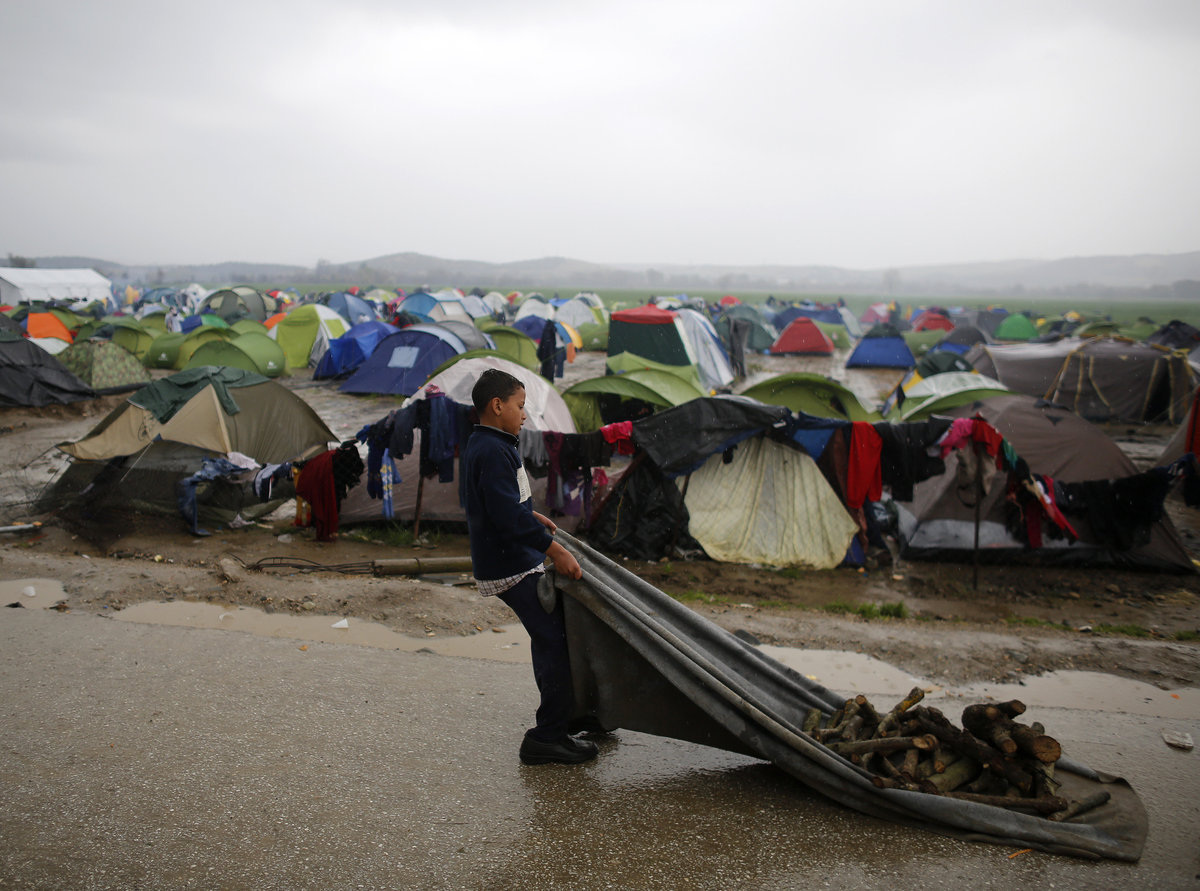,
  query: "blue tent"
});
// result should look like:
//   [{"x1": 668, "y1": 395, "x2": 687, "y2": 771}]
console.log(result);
[
  {"x1": 313, "y1": 320, "x2": 399, "y2": 379},
  {"x1": 323, "y1": 292, "x2": 378, "y2": 326},
  {"x1": 513, "y1": 315, "x2": 555, "y2": 342},
  {"x1": 845, "y1": 324, "x2": 916, "y2": 369},
  {"x1": 339, "y1": 324, "x2": 468, "y2": 395}
]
